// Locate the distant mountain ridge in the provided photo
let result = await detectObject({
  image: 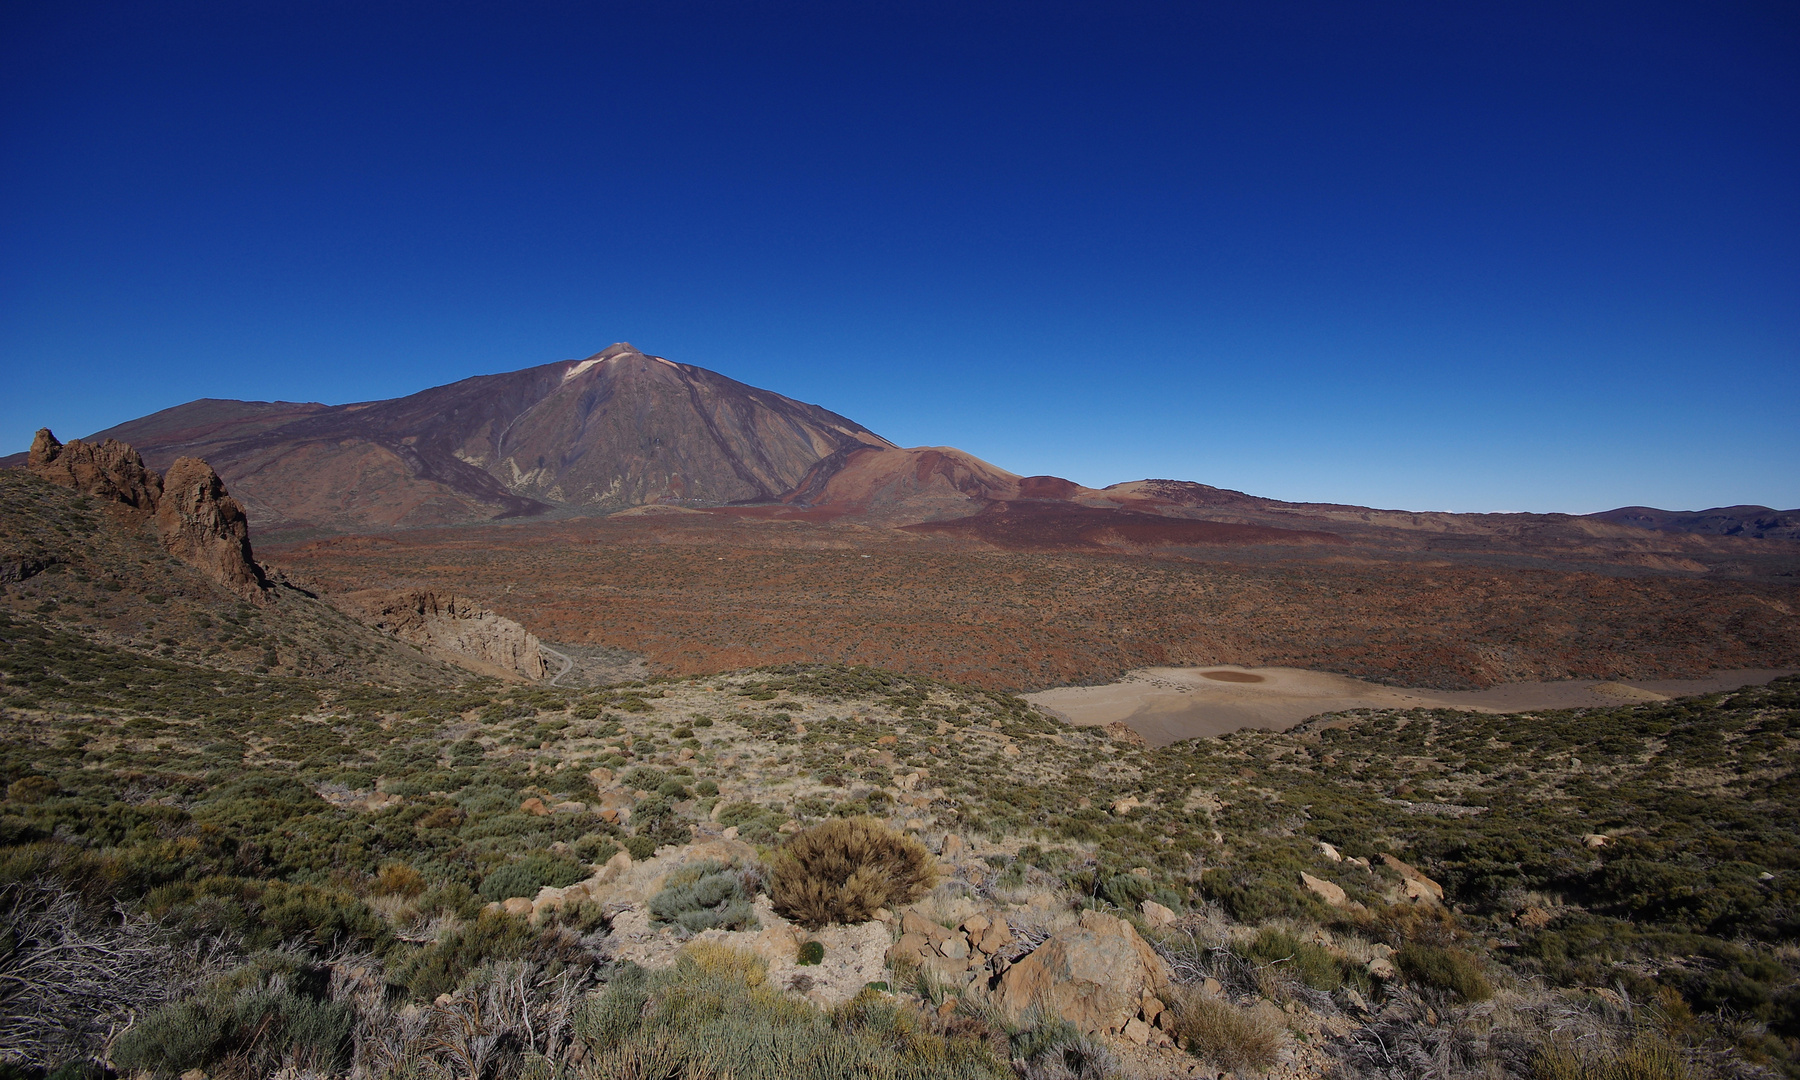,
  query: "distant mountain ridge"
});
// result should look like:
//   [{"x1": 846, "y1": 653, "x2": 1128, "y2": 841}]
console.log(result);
[{"x1": 5, "y1": 343, "x2": 1794, "y2": 546}]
